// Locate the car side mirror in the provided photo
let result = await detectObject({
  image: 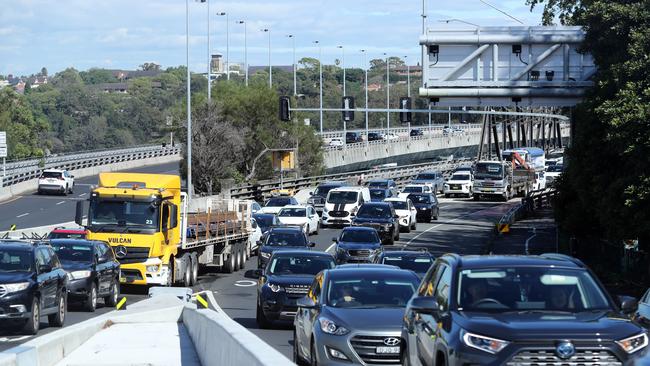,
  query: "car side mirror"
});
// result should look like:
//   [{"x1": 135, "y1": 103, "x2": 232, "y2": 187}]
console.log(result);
[
  {"x1": 309, "y1": 242, "x2": 316, "y2": 248},
  {"x1": 394, "y1": 214, "x2": 400, "y2": 218},
  {"x1": 332, "y1": 237, "x2": 338, "y2": 243},
  {"x1": 253, "y1": 269, "x2": 263, "y2": 278},
  {"x1": 70, "y1": 175, "x2": 75, "y2": 178},
  {"x1": 309, "y1": 191, "x2": 314, "y2": 196},
  {"x1": 409, "y1": 296, "x2": 436, "y2": 315},
  {"x1": 256, "y1": 240, "x2": 262, "y2": 246},
  {"x1": 619, "y1": 295, "x2": 638, "y2": 314},
  {"x1": 297, "y1": 296, "x2": 317, "y2": 309},
  {"x1": 38, "y1": 264, "x2": 52, "y2": 273}
]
